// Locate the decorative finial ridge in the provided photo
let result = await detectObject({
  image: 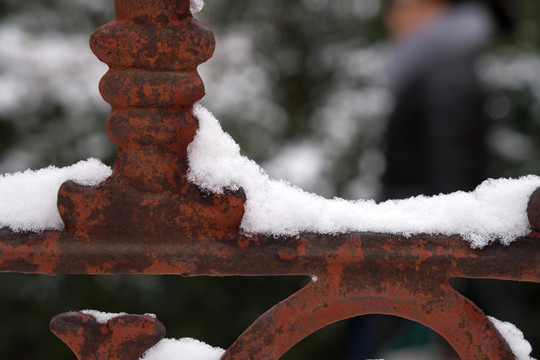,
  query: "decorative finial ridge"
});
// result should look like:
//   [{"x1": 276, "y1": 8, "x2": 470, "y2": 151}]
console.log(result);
[{"x1": 58, "y1": 0, "x2": 245, "y2": 237}]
